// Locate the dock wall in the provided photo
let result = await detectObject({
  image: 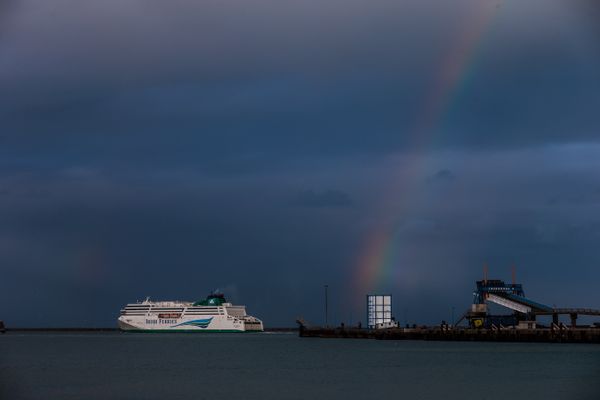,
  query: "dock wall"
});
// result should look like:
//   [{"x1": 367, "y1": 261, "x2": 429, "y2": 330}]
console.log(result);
[{"x1": 298, "y1": 326, "x2": 600, "y2": 343}]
